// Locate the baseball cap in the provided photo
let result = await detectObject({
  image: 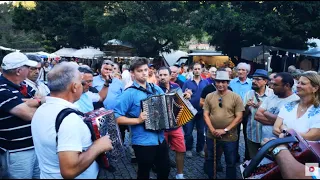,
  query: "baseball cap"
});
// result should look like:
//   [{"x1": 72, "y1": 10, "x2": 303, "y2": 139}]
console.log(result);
[
  {"x1": 1, "y1": 52, "x2": 38, "y2": 70},
  {"x1": 148, "y1": 64, "x2": 154, "y2": 68}
]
